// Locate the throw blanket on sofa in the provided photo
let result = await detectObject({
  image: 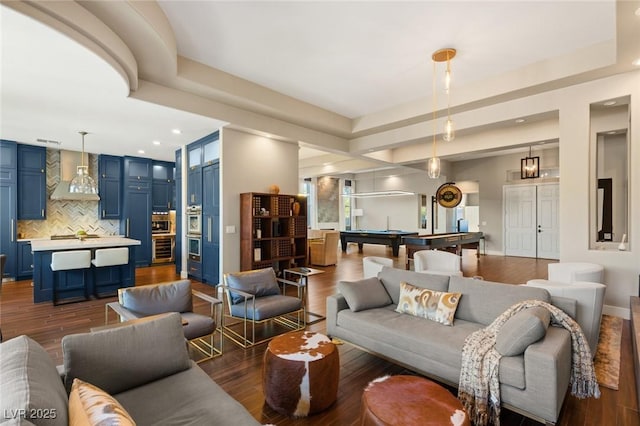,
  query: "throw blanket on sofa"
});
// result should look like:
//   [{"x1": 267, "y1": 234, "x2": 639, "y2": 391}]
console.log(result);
[{"x1": 458, "y1": 299, "x2": 600, "y2": 426}]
